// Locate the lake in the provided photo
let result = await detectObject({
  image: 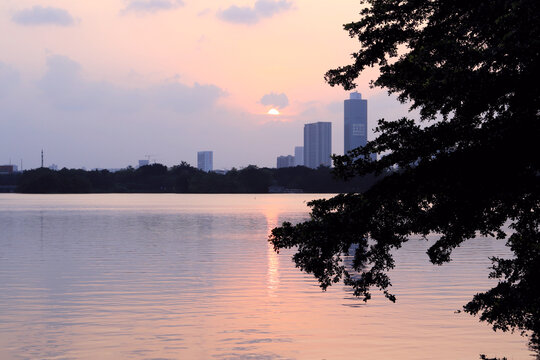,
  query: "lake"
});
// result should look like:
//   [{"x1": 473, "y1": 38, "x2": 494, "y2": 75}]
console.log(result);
[{"x1": 0, "y1": 194, "x2": 532, "y2": 359}]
